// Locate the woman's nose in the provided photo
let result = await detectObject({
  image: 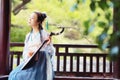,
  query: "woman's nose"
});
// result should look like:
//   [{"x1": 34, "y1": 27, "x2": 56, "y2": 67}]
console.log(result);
[
  {"x1": 28, "y1": 18, "x2": 31, "y2": 24},
  {"x1": 29, "y1": 18, "x2": 31, "y2": 21},
  {"x1": 28, "y1": 18, "x2": 31, "y2": 22}
]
